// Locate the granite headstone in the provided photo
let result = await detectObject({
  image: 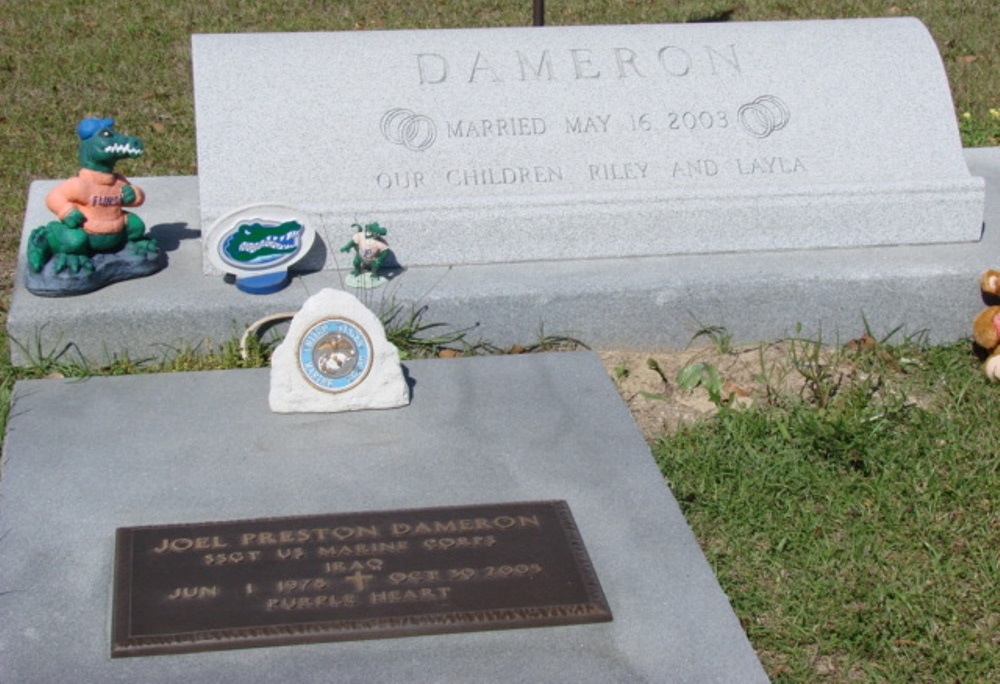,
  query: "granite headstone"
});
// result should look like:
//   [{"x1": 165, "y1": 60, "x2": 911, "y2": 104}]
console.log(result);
[{"x1": 192, "y1": 18, "x2": 984, "y2": 272}]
